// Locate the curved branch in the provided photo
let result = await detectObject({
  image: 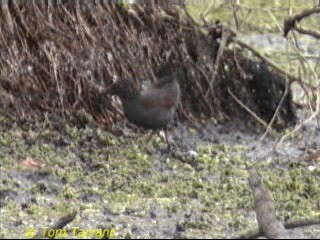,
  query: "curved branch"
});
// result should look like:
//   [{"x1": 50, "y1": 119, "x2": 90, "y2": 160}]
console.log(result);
[{"x1": 284, "y1": 7, "x2": 320, "y2": 37}]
